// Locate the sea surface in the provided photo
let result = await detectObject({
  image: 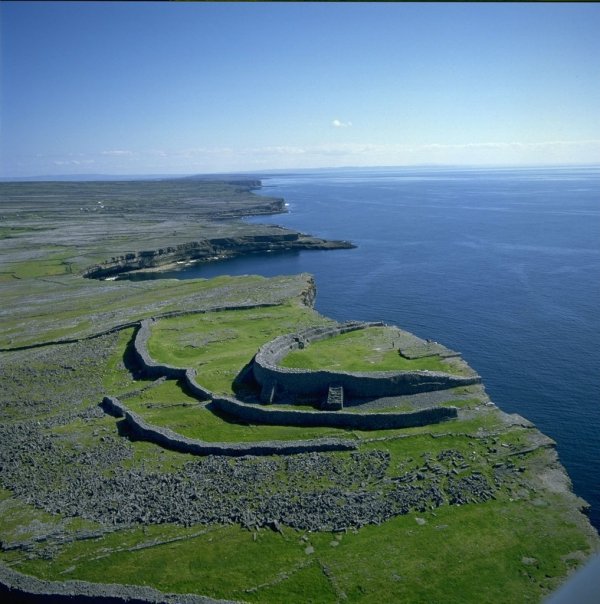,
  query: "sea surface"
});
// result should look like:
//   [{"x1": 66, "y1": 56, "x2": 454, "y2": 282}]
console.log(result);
[{"x1": 150, "y1": 166, "x2": 600, "y2": 529}]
